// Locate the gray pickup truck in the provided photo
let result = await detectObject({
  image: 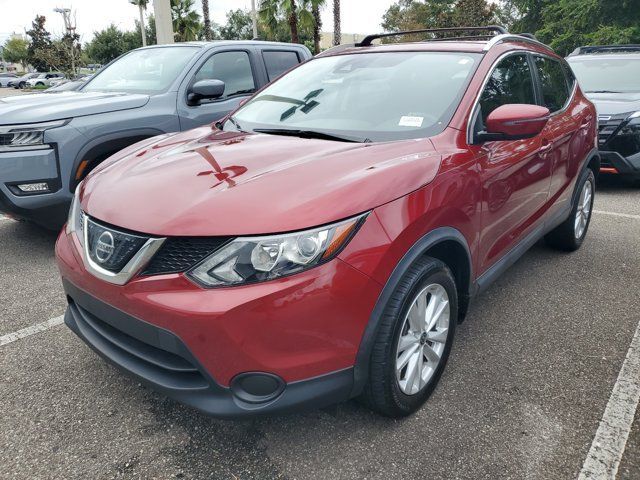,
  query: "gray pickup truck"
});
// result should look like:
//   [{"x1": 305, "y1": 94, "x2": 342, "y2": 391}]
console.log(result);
[{"x1": 0, "y1": 41, "x2": 311, "y2": 229}]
